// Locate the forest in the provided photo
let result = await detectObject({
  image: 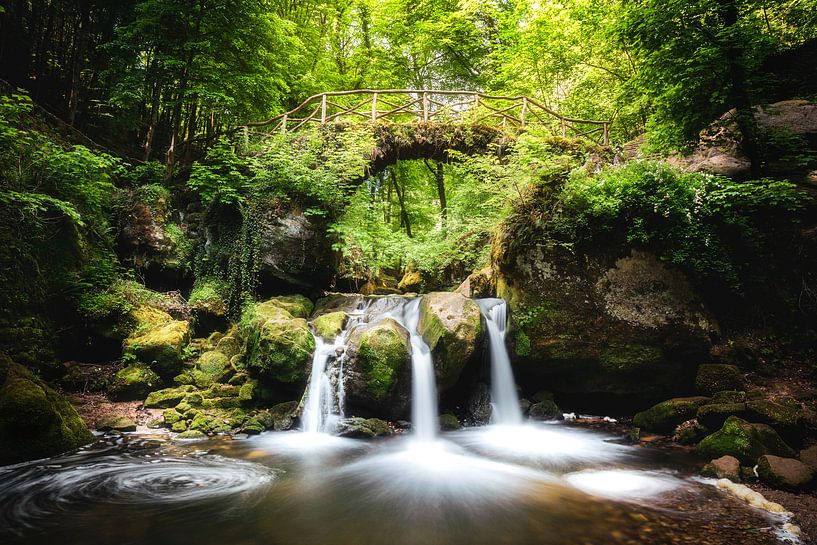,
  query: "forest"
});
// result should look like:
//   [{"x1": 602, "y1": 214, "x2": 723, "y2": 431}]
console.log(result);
[{"x1": 1, "y1": 1, "x2": 817, "y2": 545}]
